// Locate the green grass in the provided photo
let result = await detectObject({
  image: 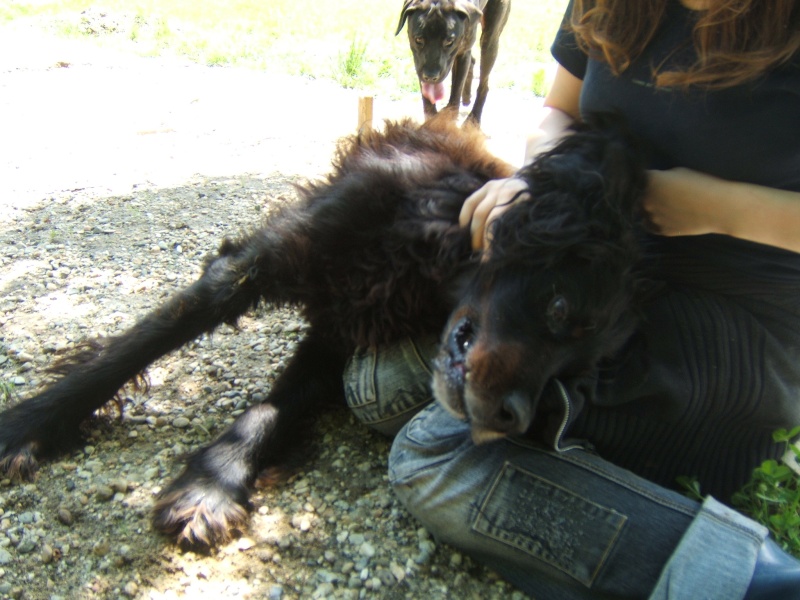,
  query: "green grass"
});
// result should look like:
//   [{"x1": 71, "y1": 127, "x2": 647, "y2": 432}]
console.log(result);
[
  {"x1": 680, "y1": 427, "x2": 800, "y2": 558},
  {"x1": 0, "y1": 378, "x2": 16, "y2": 404},
  {"x1": 732, "y1": 427, "x2": 800, "y2": 557},
  {"x1": 0, "y1": 0, "x2": 568, "y2": 96}
]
